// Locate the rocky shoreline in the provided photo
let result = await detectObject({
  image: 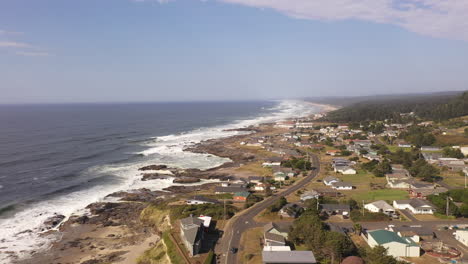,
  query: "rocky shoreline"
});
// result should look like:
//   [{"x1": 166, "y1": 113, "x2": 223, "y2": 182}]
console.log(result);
[{"x1": 14, "y1": 125, "x2": 271, "y2": 264}]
